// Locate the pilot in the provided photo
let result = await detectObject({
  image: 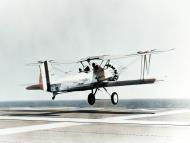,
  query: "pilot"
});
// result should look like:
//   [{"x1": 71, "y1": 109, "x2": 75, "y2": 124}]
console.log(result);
[
  {"x1": 92, "y1": 63, "x2": 105, "y2": 81},
  {"x1": 92, "y1": 63, "x2": 99, "y2": 71}
]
